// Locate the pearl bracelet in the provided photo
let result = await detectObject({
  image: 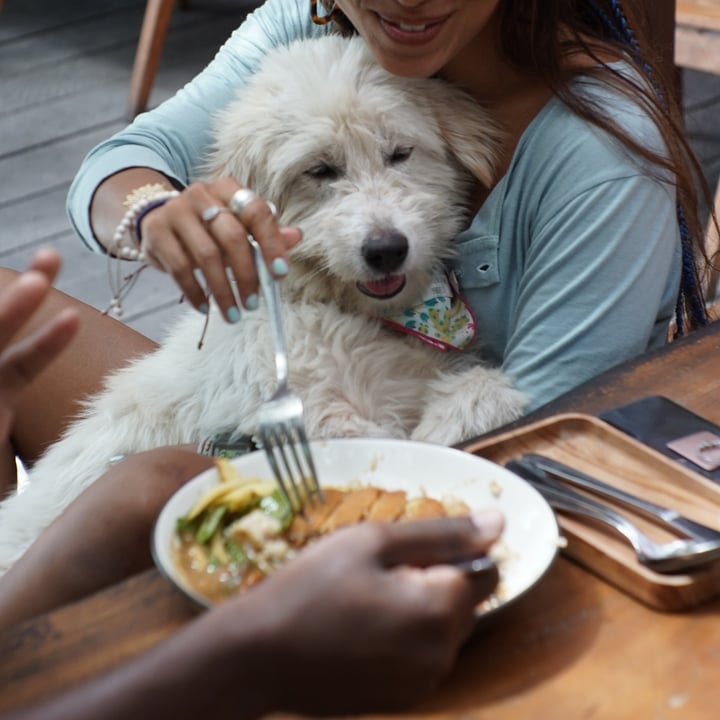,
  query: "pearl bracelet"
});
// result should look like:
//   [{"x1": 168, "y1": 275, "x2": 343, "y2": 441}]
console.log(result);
[
  {"x1": 106, "y1": 186, "x2": 179, "y2": 317},
  {"x1": 111, "y1": 188, "x2": 179, "y2": 260}
]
